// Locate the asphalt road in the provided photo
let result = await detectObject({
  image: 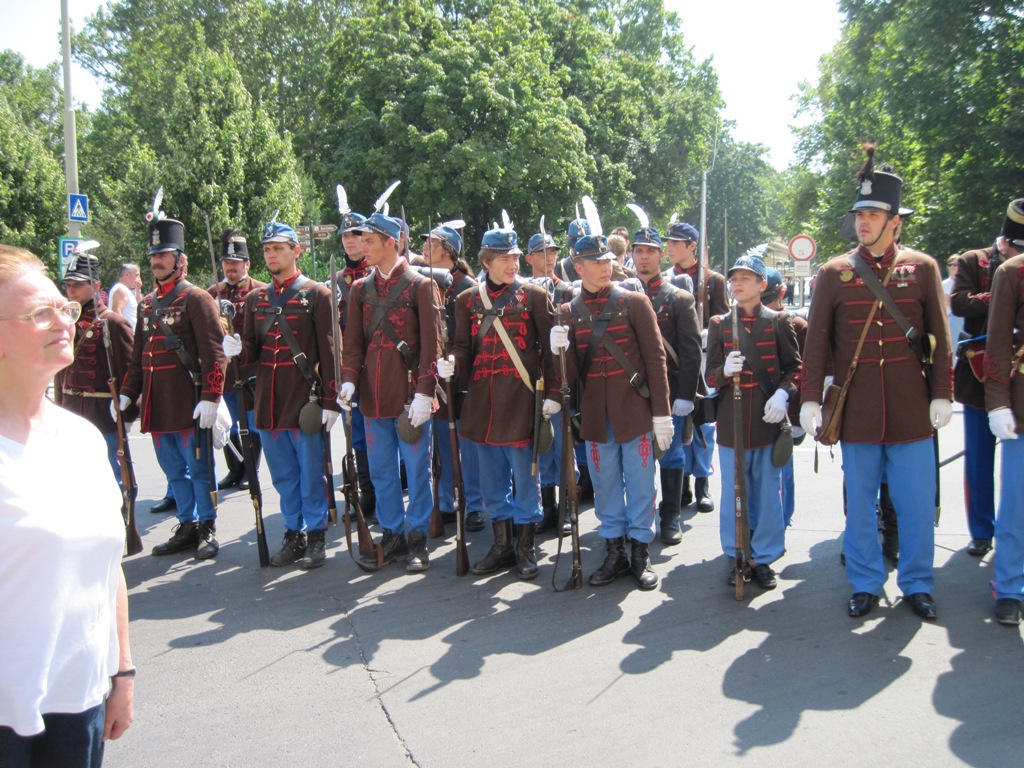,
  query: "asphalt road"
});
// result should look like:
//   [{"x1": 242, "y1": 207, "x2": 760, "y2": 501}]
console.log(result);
[{"x1": 105, "y1": 411, "x2": 1022, "y2": 767}]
